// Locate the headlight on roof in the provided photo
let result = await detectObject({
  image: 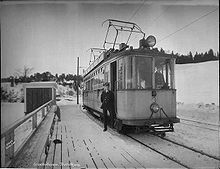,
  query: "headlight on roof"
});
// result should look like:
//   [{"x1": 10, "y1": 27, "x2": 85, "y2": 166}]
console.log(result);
[
  {"x1": 146, "y1": 35, "x2": 156, "y2": 47},
  {"x1": 150, "y1": 102, "x2": 160, "y2": 113}
]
